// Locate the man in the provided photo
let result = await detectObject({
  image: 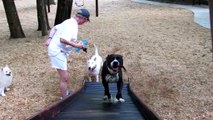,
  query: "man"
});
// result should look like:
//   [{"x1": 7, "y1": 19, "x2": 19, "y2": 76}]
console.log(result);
[{"x1": 45, "y1": 8, "x2": 90, "y2": 99}]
